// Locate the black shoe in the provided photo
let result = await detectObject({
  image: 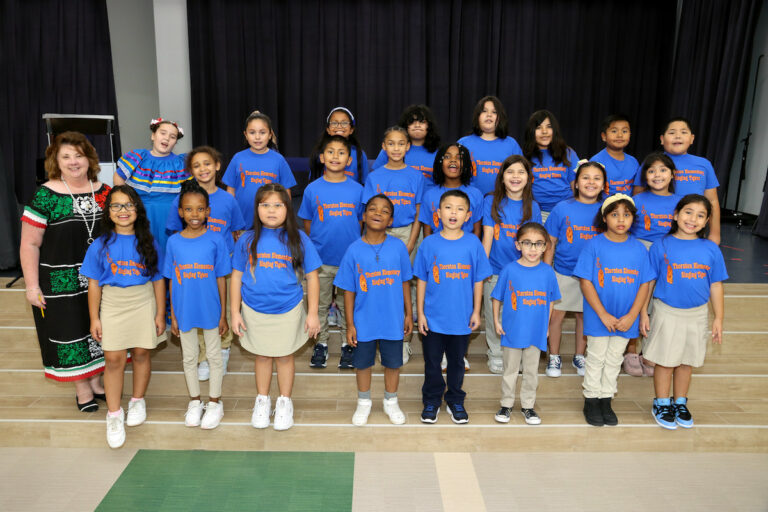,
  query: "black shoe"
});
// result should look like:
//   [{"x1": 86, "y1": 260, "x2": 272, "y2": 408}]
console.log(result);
[
  {"x1": 309, "y1": 343, "x2": 328, "y2": 368},
  {"x1": 599, "y1": 397, "x2": 618, "y2": 426},
  {"x1": 93, "y1": 392, "x2": 106, "y2": 401},
  {"x1": 76, "y1": 397, "x2": 98, "y2": 413},
  {"x1": 583, "y1": 398, "x2": 603, "y2": 426},
  {"x1": 338, "y1": 345, "x2": 355, "y2": 369}
]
